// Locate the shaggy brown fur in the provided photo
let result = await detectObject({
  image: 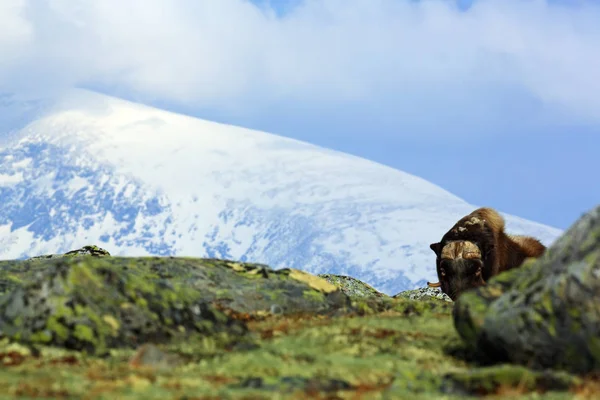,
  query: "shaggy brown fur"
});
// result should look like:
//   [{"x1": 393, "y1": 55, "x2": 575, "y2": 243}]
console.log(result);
[{"x1": 427, "y1": 207, "x2": 546, "y2": 300}]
